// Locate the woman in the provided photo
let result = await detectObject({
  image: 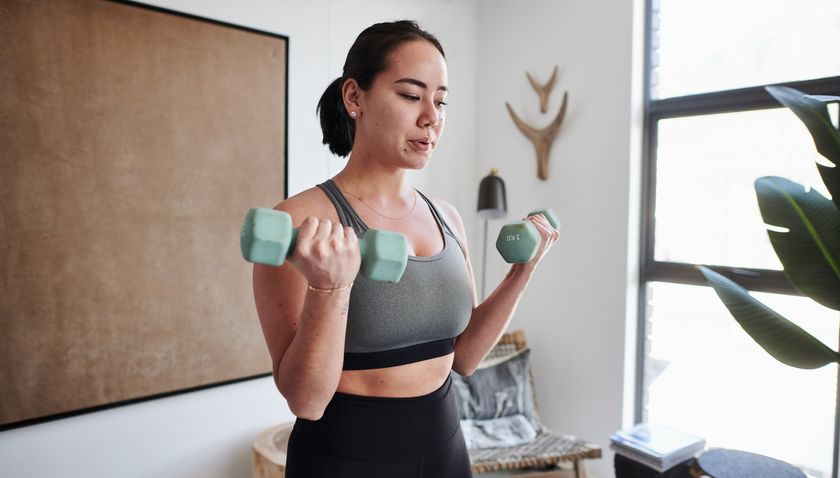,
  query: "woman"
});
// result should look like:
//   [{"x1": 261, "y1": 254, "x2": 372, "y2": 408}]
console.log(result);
[{"x1": 252, "y1": 20, "x2": 558, "y2": 478}]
